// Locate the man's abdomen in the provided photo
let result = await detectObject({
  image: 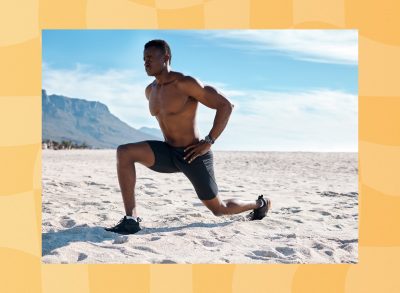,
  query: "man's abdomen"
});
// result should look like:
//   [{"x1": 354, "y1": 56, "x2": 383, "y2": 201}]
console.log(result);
[{"x1": 157, "y1": 114, "x2": 200, "y2": 147}]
